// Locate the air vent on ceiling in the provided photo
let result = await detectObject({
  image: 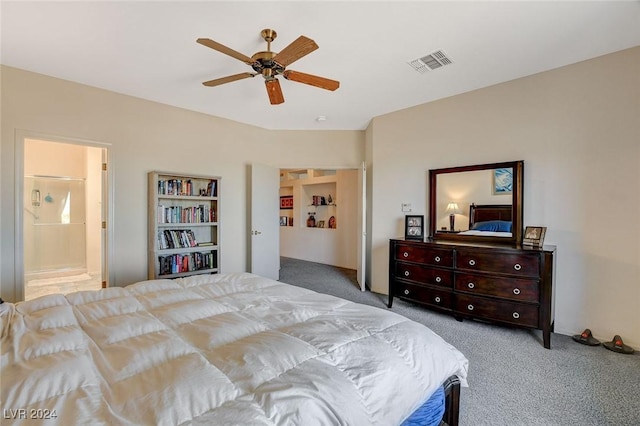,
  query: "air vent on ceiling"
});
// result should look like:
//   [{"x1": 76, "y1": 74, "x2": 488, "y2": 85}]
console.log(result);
[{"x1": 408, "y1": 50, "x2": 453, "y2": 74}]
